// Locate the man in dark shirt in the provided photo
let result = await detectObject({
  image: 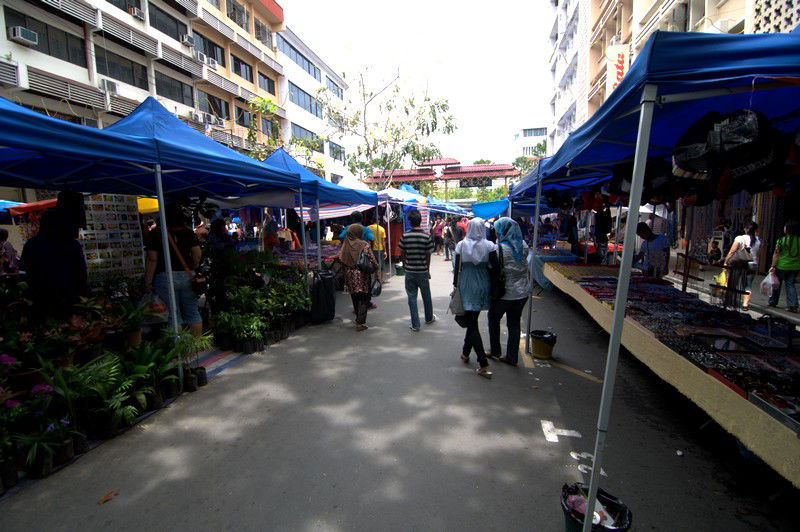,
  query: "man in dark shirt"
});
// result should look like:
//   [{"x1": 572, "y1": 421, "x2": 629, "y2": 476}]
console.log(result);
[{"x1": 398, "y1": 209, "x2": 435, "y2": 331}]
